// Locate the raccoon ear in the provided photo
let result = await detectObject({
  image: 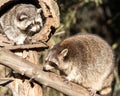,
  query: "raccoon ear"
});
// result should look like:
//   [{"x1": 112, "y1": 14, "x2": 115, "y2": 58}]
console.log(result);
[
  {"x1": 60, "y1": 49, "x2": 68, "y2": 57},
  {"x1": 37, "y1": 8, "x2": 42, "y2": 13}
]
